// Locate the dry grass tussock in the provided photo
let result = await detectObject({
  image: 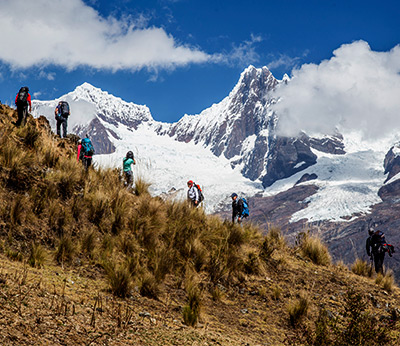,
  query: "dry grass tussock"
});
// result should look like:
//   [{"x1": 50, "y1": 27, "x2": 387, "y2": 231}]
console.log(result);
[
  {"x1": 297, "y1": 231, "x2": 331, "y2": 266},
  {"x1": 352, "y1": 258, "x2": 373, "y2": 277},
  {"x1": 0, "y1": 106, "x2": 399, "y2": 345}
]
